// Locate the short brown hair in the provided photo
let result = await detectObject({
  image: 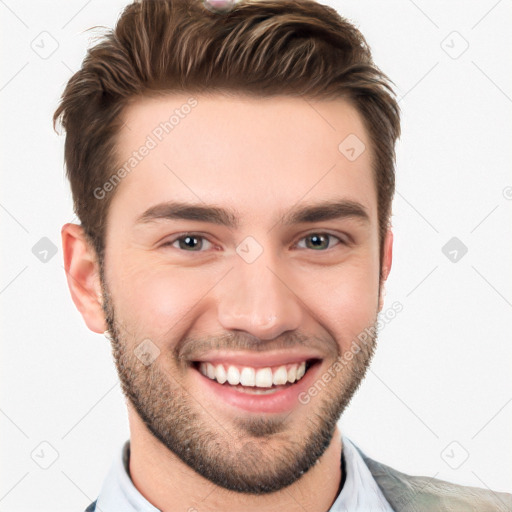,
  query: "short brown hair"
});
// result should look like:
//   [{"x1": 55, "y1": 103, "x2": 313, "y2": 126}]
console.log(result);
[{"x1": 53, "y1": 0, "x2": 400, "y2": 270}]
